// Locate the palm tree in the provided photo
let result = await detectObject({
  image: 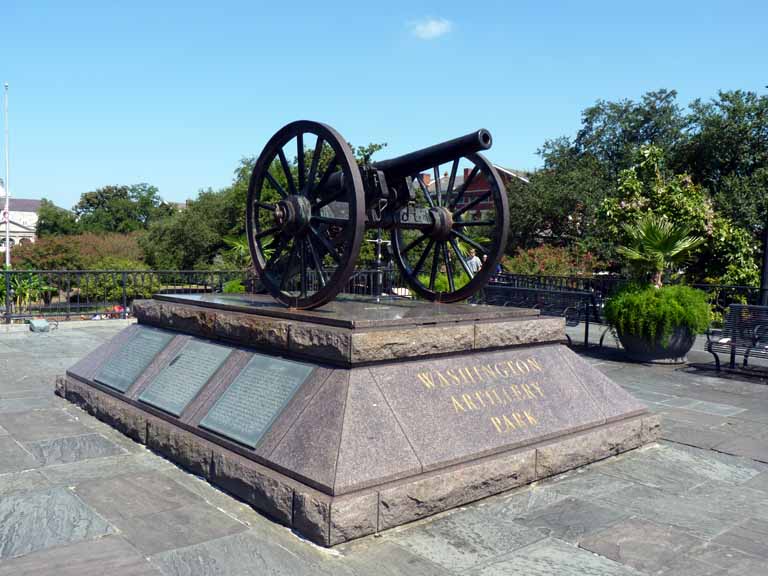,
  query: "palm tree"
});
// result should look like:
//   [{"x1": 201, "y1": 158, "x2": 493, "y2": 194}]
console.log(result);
[{"x1": 618, "y1": 214, "x2": 704, "y2": 288}]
